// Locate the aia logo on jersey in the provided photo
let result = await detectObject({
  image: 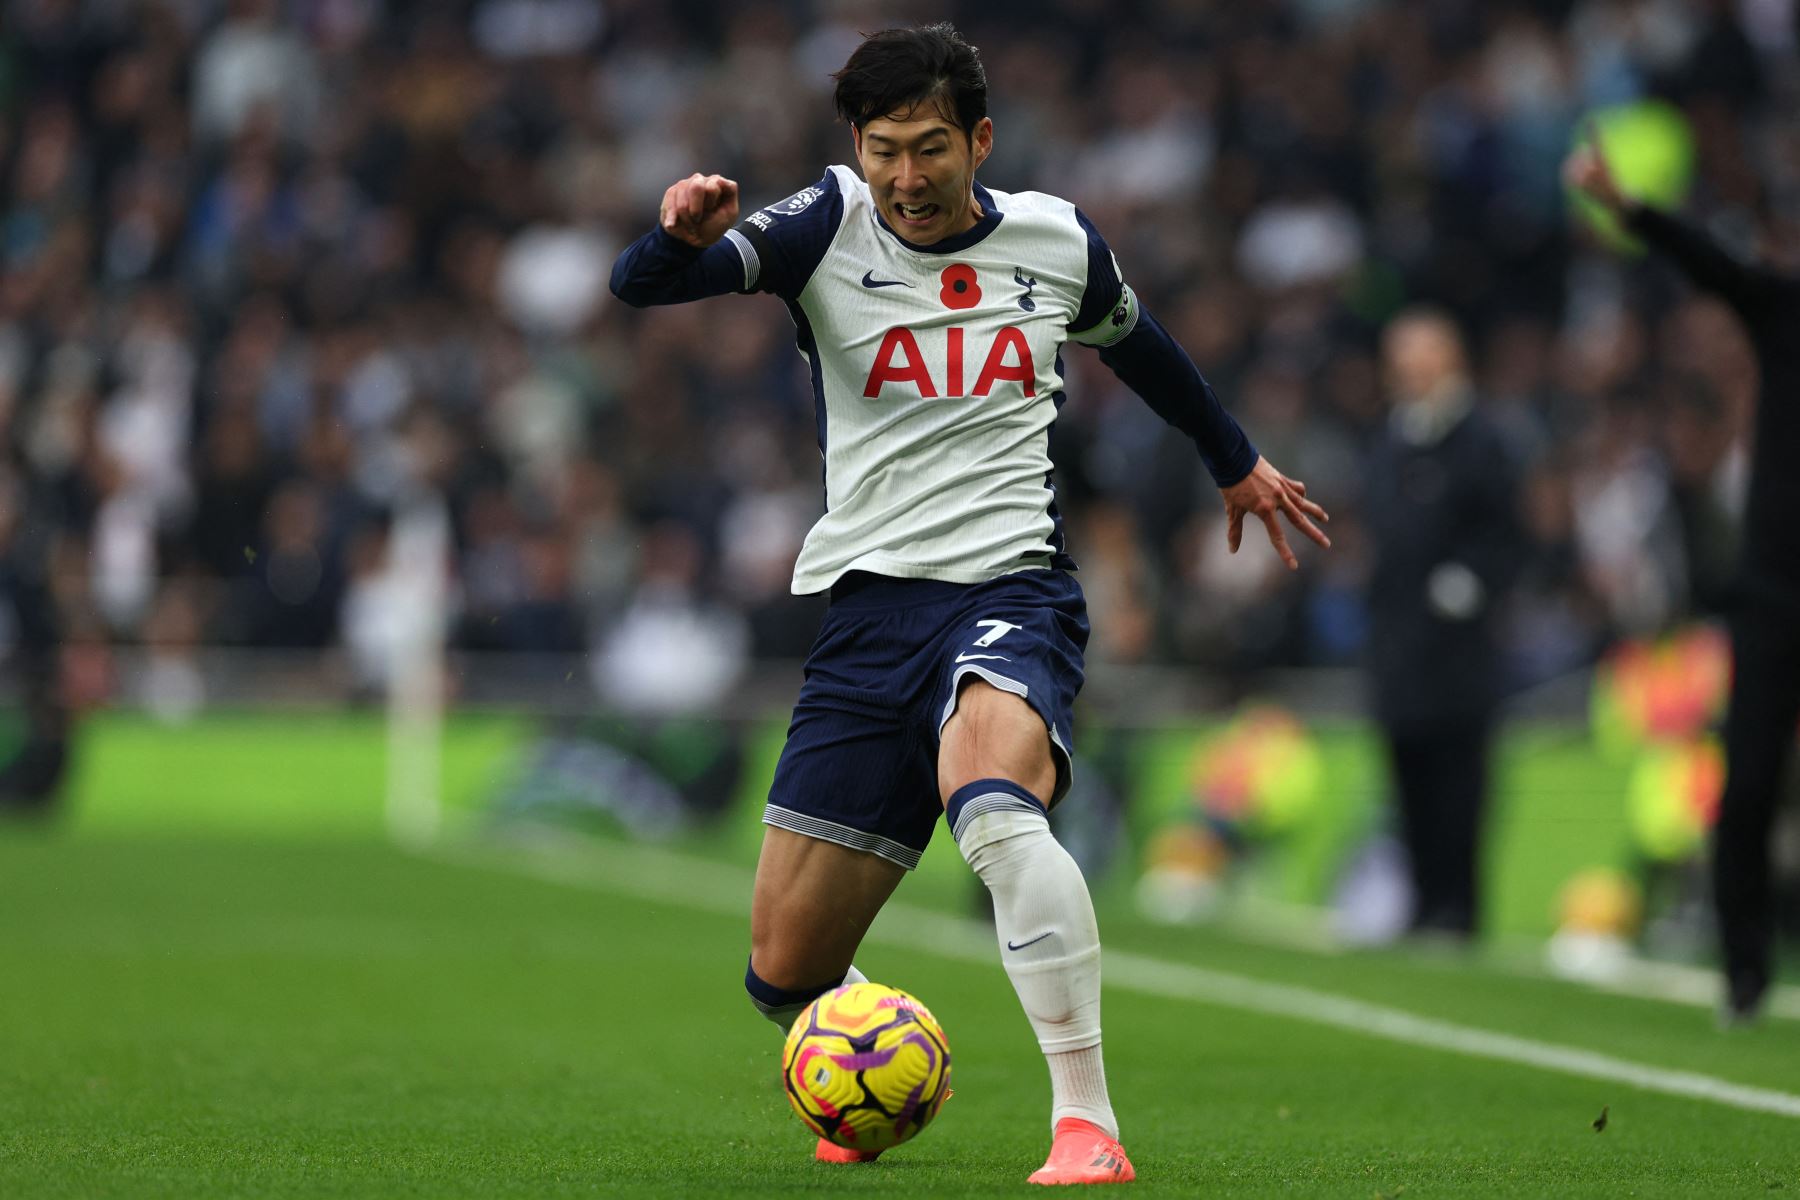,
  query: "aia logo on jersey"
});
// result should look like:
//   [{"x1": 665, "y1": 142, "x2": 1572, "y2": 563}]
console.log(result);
[
  {"x1": 863, "y1": 326, "x2": 1035, "y2": 399},
  {"x1": 863, "y1": 266, "x2": 1035, "y2": 399}
]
